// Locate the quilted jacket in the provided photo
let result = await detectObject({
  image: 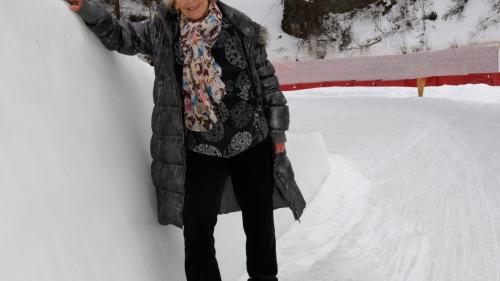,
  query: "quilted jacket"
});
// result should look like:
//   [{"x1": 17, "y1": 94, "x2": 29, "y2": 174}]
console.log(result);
[{"x1": 76, "y1": 0, "x2": 306, "y2": 229}]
